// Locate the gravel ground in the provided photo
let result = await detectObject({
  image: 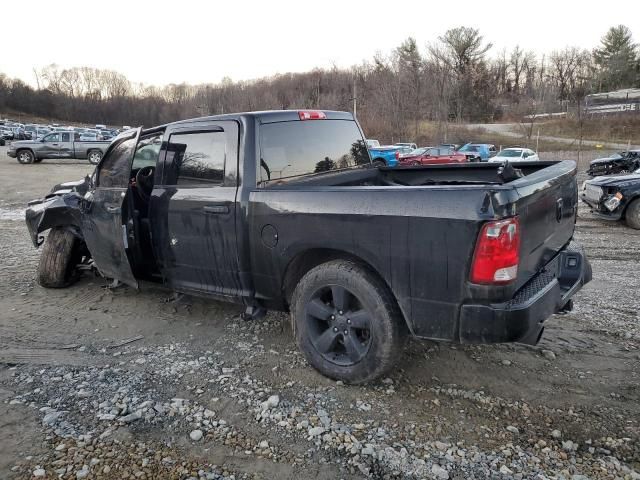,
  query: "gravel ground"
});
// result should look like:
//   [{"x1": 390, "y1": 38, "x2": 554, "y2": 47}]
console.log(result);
[{"x1": 0, "y1": 147, "x2": 638, "y2": 480}]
